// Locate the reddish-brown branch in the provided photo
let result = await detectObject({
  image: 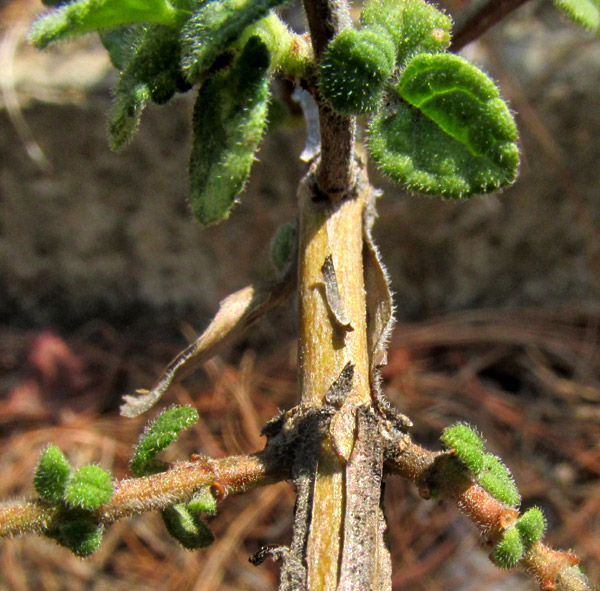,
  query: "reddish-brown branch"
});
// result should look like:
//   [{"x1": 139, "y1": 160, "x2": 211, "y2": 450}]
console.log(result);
[{"x1": 385, "y1": 439, "x2": 593, "y2": 591}]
